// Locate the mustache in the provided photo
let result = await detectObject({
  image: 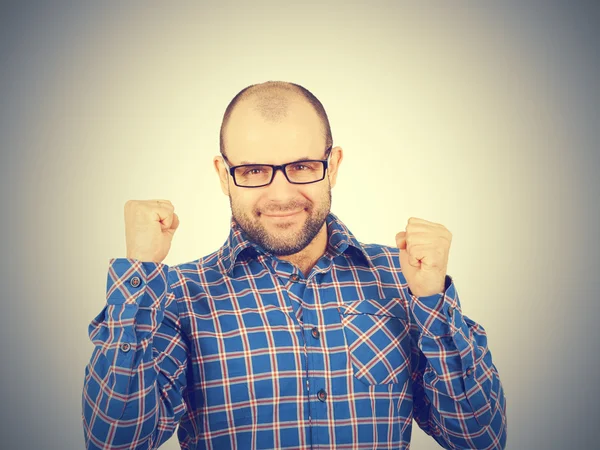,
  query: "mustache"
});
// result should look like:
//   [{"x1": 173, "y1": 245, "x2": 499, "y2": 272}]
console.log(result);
[{"x1": 257, "y1": 200, "x2": 310, "y2": 214}]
